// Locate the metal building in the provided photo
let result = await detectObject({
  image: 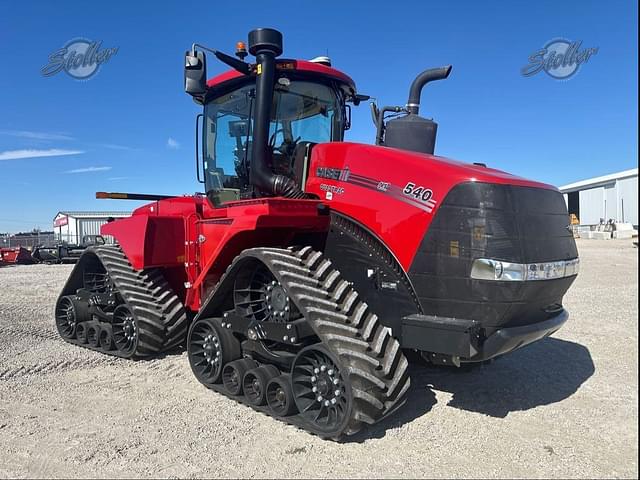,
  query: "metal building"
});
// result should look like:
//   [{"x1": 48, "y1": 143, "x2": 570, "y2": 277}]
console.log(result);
[
  {"x1": 559, "y1": 168, "x2": 638, "y2": 227},
  {"x1": 53, "y1": 211, "x2": 130, "y2": 245}
]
